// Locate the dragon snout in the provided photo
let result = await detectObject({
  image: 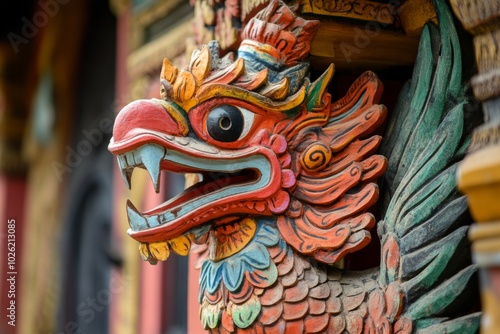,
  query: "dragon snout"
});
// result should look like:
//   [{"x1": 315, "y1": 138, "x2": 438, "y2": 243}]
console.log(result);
[{"x1": 109, "y1": 98, "x2": 189, "y2": 153}]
